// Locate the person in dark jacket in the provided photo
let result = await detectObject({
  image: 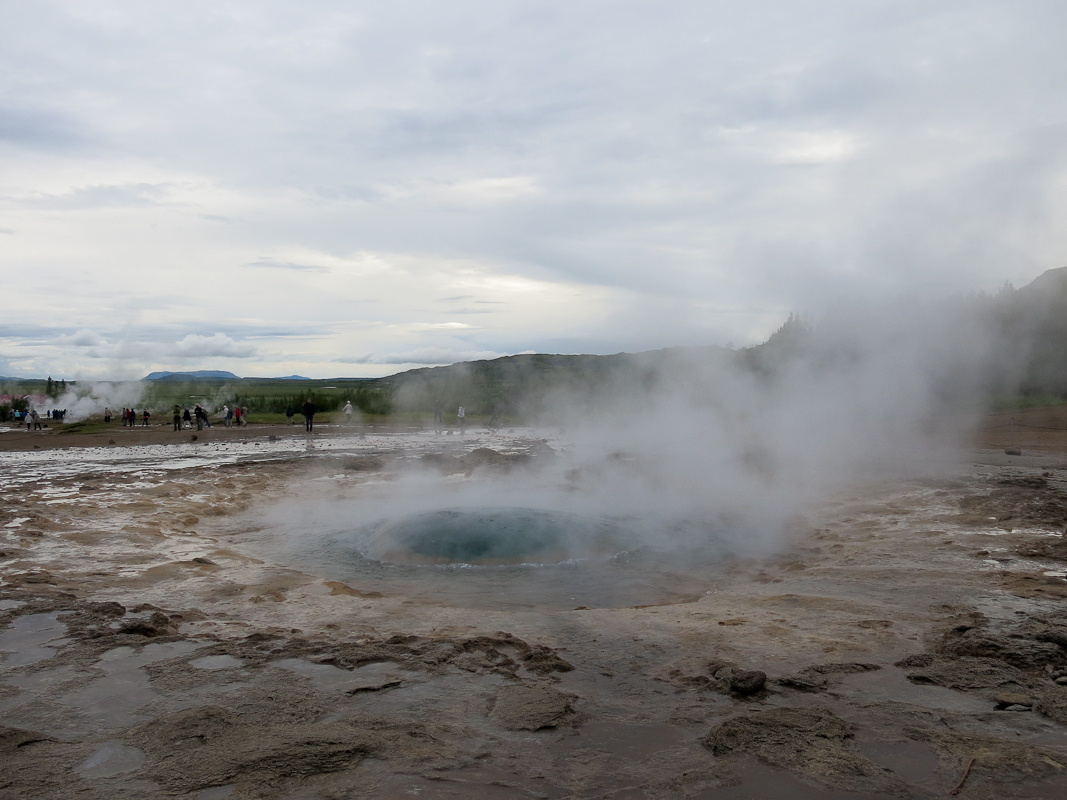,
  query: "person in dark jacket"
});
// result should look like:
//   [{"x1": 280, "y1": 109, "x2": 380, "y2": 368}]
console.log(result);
[{"x1": 302, "y1": 398, "x2": 316, "y2": 432}]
